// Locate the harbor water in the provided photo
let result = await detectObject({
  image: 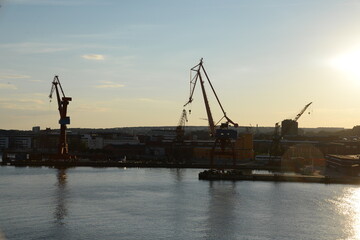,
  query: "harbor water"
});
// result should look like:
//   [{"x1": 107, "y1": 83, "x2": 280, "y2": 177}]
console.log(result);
[{"x1": 0, "y1": 166, "x2": 359, "y2": 240}]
